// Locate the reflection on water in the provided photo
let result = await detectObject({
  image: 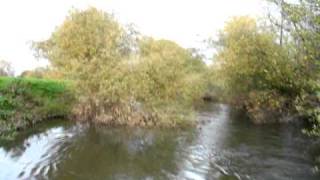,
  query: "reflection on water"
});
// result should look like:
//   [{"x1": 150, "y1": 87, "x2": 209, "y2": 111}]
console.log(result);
[{"x1": 0, "y1": 103, "x2": 319, "y2": 180}]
